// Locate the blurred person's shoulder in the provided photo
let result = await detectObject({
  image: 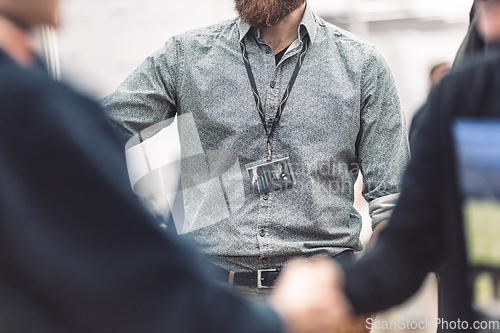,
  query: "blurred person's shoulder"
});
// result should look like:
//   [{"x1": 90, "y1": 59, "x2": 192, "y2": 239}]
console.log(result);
[
  {"x1": 0, "y1": 49, "x2": 82, "y2": 102},
  {"x1": 0, "y1": 49, "x2": 113, "y2": 135},
  {"x1": 436, "y1": 50, "x2": 500, "y2": 97},
  {"x1": 427, "y1": 50, "x2": 500, "y2": 120},
  {"x1": 449, "y1": 49, "x2": 500, "y2": 81},
  {"x1": 0, "y1": 50, "x2": 62, "y2": 119},
  {"x1": 0, "y1": 50, "x2": 46, "y2": 93}
]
